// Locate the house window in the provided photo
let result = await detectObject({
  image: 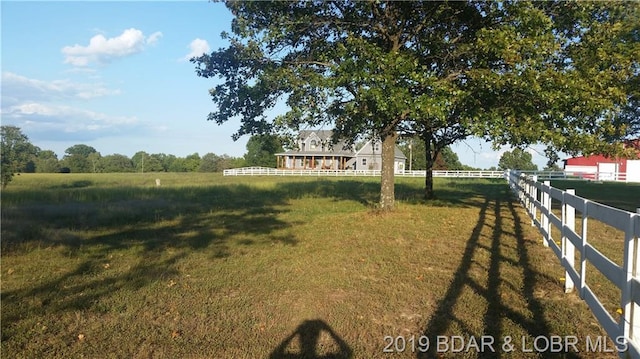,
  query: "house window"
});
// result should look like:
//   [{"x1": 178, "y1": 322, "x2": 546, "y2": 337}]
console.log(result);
[
  {"x1": 374, "y1": 143, "x2": 380, "y2": 152},
  {"x1": 362, "y1": 158, "x2": 367, "y2": 166},
  {"x1": 310, "y1": 140, "x2": 317, "y2": 149}
]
